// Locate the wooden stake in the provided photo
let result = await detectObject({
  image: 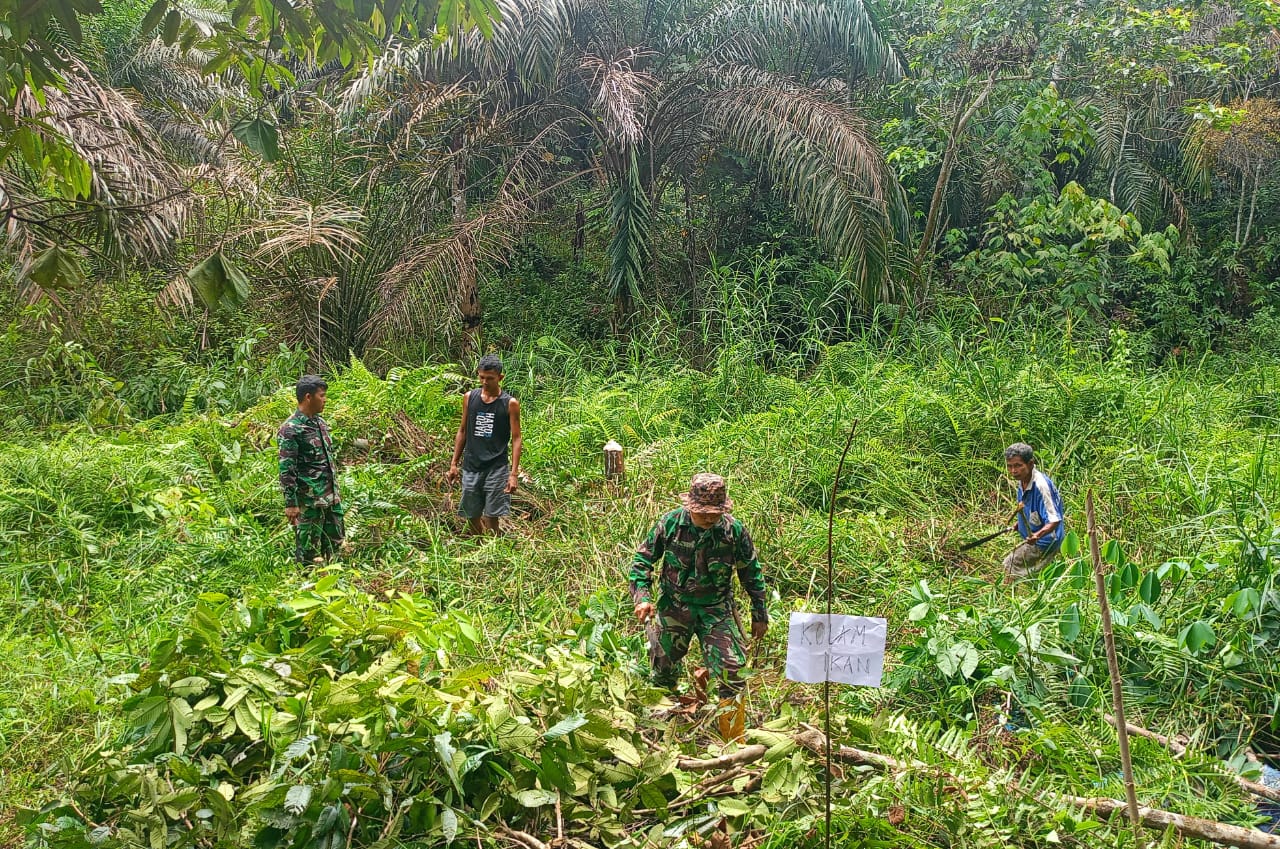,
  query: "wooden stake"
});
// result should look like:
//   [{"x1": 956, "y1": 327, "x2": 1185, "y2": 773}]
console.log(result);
[
  {"x1": 1088, "y1": 491, "x2": 1145, "y2": 849},
  {"x1": 603, "y1": 440, "x2": 624, "y2": 485}
]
